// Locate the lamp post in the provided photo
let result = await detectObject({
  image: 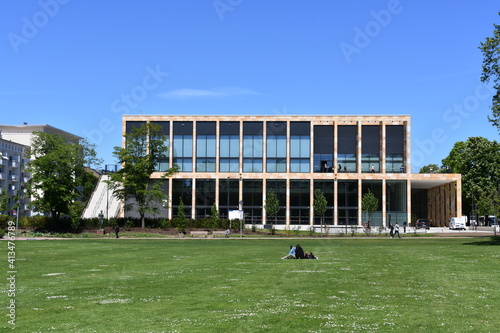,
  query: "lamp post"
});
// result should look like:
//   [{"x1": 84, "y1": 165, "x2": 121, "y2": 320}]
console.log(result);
[
  {"x1": 344, "y1": 181, "x2": 348, "y2": 234},
  {"x1": 227, "y1": 177, "x2": 230, "y2": 229},
  {"x1": 239, "y1": 200, "x2": 244, "y2": 237}
]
